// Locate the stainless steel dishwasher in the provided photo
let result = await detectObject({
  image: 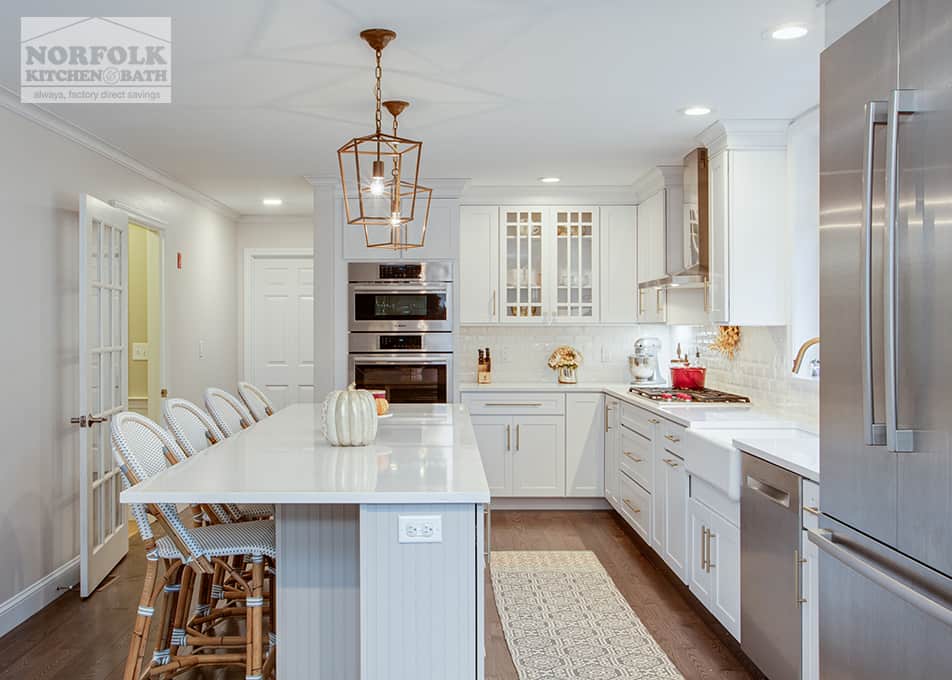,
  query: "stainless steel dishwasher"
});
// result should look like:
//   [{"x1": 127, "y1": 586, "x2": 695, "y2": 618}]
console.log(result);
[{"x1": 741, "y1": 453, "x2": 801, "y2": 680}]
